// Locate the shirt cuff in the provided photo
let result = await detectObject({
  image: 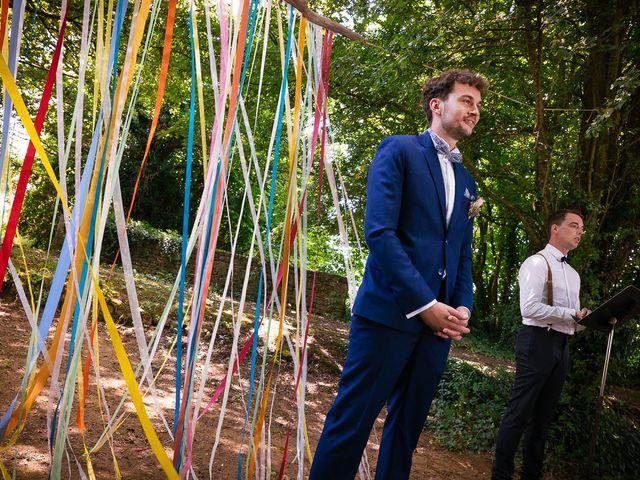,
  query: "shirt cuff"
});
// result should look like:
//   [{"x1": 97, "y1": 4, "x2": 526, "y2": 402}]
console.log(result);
[
  {"x1": 406, "y1": 299, "x2": 437, "y2": 319},
  {"x1": 564, "y1": 307, "x2": 578, "y2": 321}
]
